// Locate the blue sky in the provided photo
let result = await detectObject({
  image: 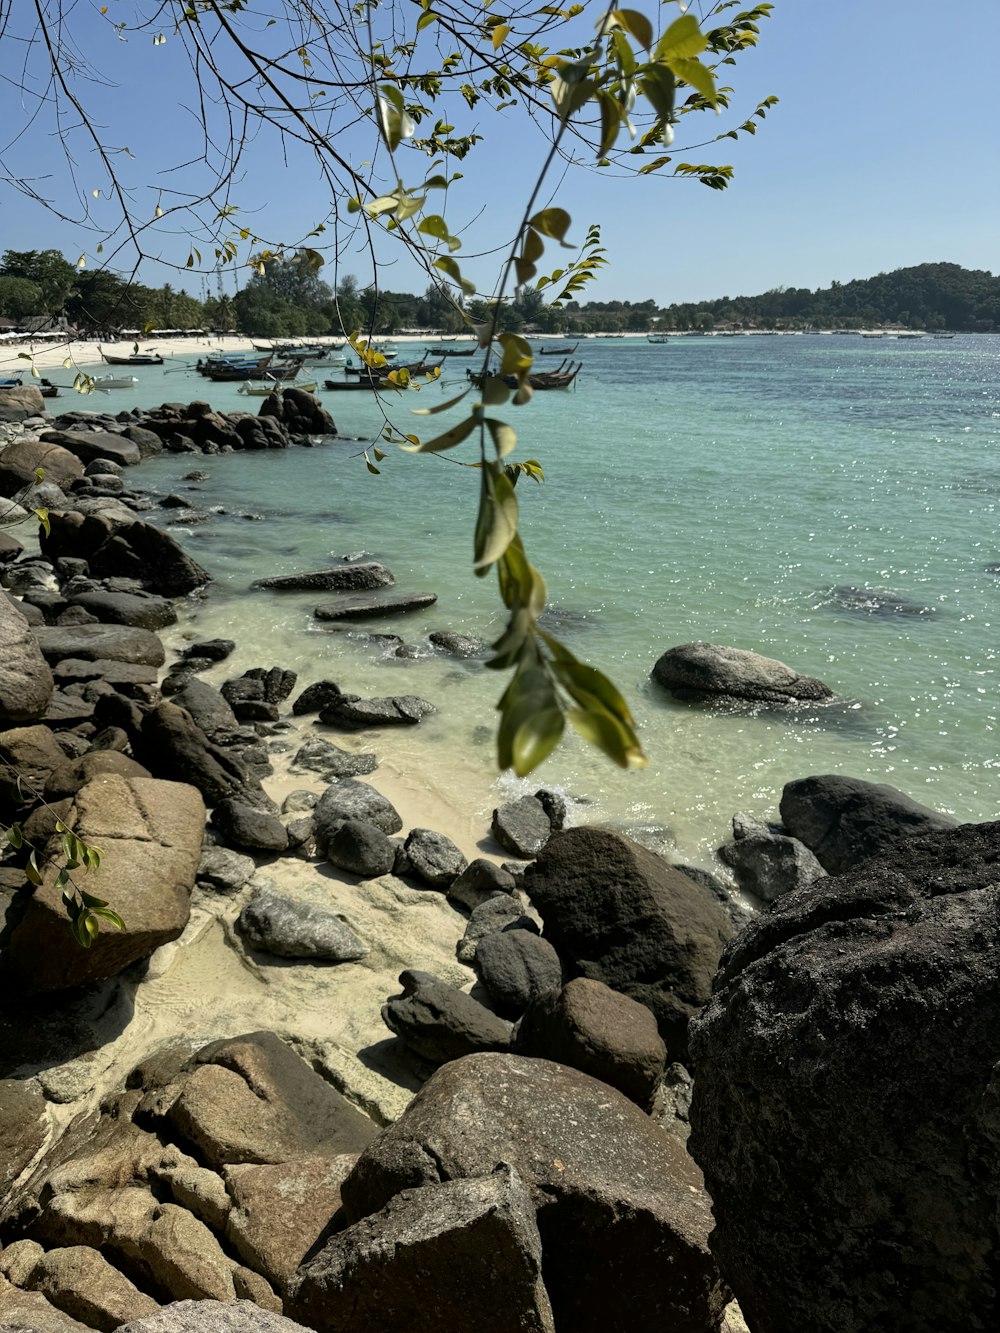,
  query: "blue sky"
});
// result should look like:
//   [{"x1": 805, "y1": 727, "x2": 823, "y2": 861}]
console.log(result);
[{"x1": 1, "y1": 1, "x2": 997, "y2": 304}]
